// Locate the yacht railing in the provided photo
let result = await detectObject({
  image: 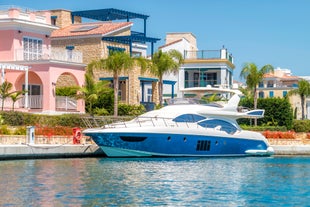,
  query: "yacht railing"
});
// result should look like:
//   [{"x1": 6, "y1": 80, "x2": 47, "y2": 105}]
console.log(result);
[
  {"x1": 81, "y1": 116, "x2": 239, "y2": 134},
  {"x1": 82, "y1": 116, "x2": 197, "y2": 129}
]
